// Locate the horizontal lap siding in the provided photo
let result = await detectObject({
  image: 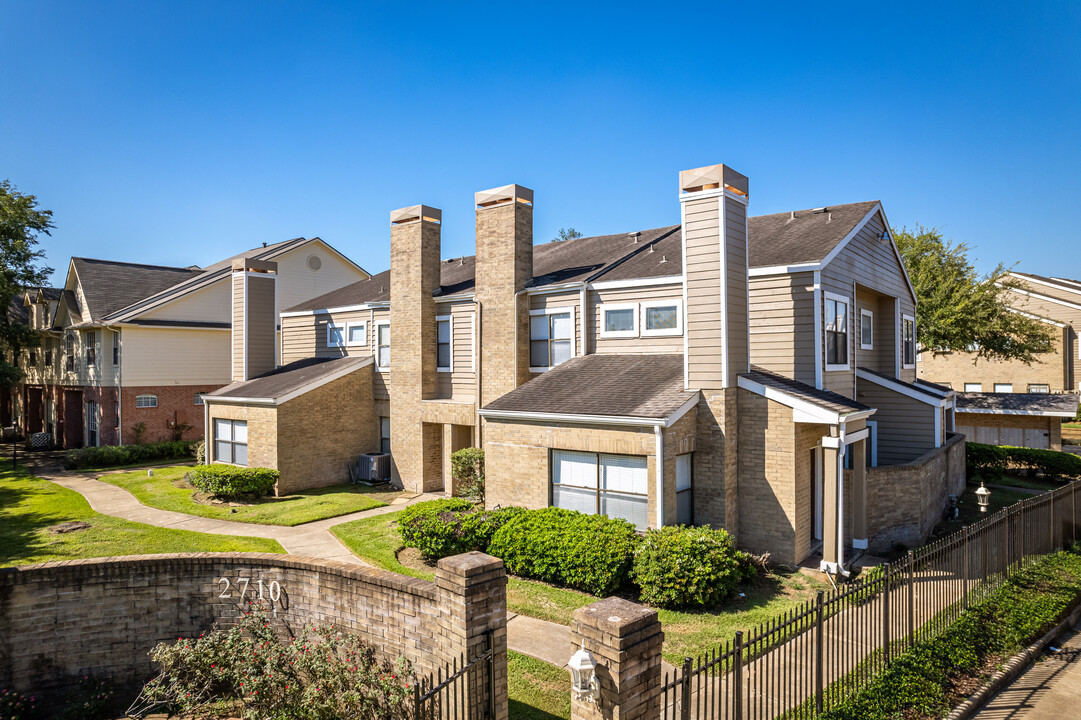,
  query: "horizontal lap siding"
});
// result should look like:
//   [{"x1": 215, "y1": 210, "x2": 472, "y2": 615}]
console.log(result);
[
  {"x1": 371, "y1": 308, "x2": 391, "y2": 400},
  {"x1": 684, "y1": 200, "x2": 724, "y2": 385},
  {"x1": 858, "y1": 379, "x2": 936, "y2": 465},
  {"x1": 246, "y1": 276, "x2": 276, "y2": 377},
  {"x1": 281, "y1": 310, "x2": 373, "y2": 363},
  {"x1": 123, "y1": 327, "x2": 231, "y2": 386},
  {"x1": 591, "y1": 284, "x2": 683, "y2": 354},
  {"x1": 273, "y1": 244, "x2": 370, "y2": 311},
  {"x1": 436, "y1": 302, "x2": 476, "y2": 400},
  {"x1": 726, "y1": 197, "x2": 749, "y2": 379},
  {"x1": 140, "y1": 282, "x2": 231, "y2": 323},
  {"x1": 854, "y1": 289, "x2": 896, "y2": 376},
  {"x1": 1005, "y1": 287, "x2": 1081, "y2": 391},
  {"x1": 748, "y1": 272, "x2": 816, "y2": 385}
]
